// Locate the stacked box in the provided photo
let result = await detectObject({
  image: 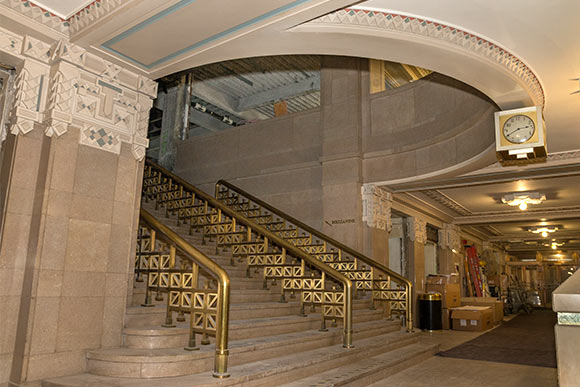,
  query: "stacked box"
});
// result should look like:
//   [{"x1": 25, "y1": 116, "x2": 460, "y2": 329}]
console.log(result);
[{"x1": 450, "y1": 306, "x2": 494, "y2": 332}]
